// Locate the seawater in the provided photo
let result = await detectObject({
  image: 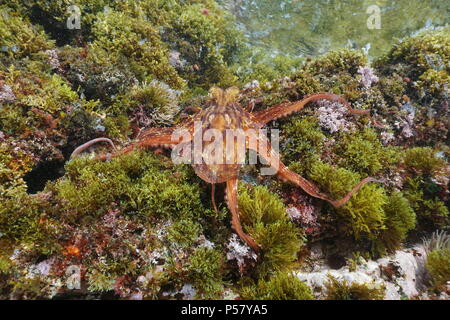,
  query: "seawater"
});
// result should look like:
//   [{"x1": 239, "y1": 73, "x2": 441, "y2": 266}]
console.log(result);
[{"x1": 219, "y1": 0, "x2": 449, "y2": 58}]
